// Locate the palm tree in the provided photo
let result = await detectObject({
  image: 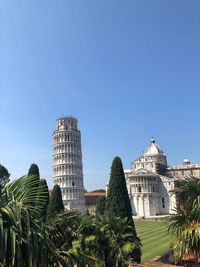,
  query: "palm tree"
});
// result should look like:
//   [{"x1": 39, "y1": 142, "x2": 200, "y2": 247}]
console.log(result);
[
  {"x1": 71, "y1": 215, "x2": 99, "y2": 266},
  {"x1": 168, "y1": 177, "x2": 200, "y2": 263},
  {"x1": 76, "y1": 214, "x2": 141, "y2": 267},
  {"x1": 175, "y1": 177, "x2": 200, "y2": 207},
  {"x1": 0, "y1": 174, "x2": 79, "y2": 266},
  {"x1": 103, "y1": 216, "x2": 141, "y2": 267}
]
